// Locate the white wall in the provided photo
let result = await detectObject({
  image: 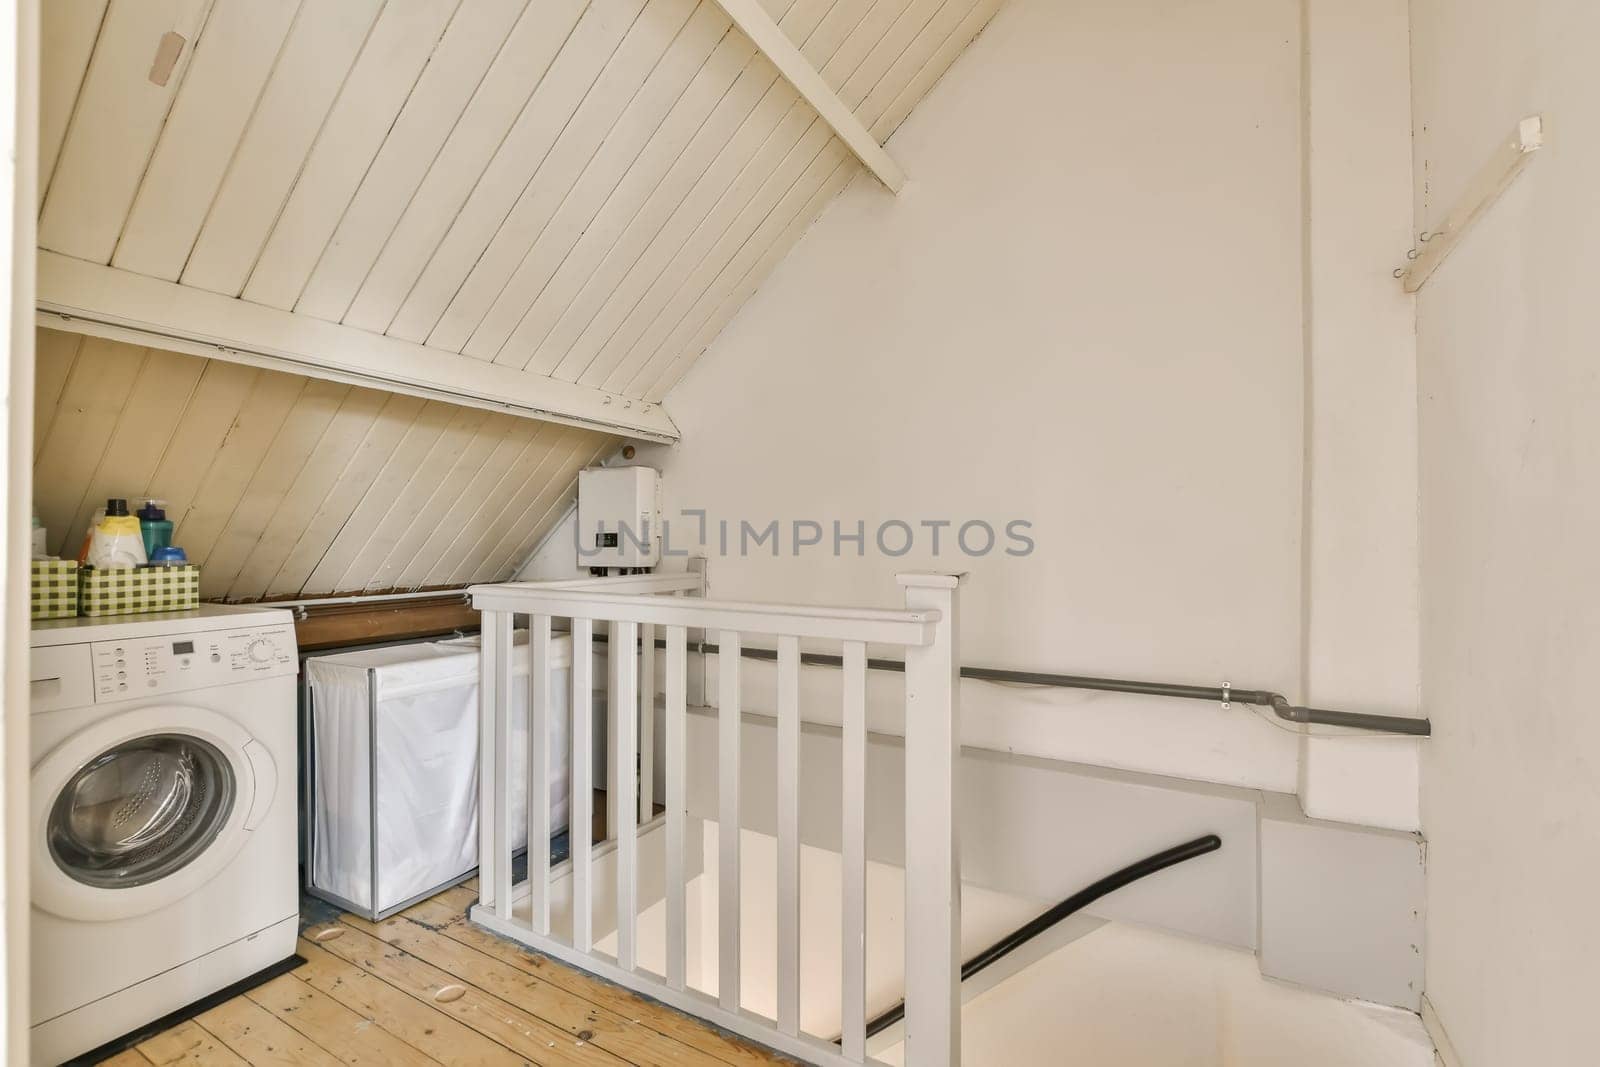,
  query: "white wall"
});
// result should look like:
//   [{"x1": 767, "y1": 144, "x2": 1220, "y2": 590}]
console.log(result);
[
  {"x1": 1409, "y1": 1, "x2": 1600, "y2": 1062},
  {"x1": 3, "y1": 1, "x2": 36, "y2": 1060},
  {"x1": 635, "y1": 0, "x2": 1418, "y2": 809},
  {"x1": 1298, "y1": 0, "x2": 1422, "y2": 830}
]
